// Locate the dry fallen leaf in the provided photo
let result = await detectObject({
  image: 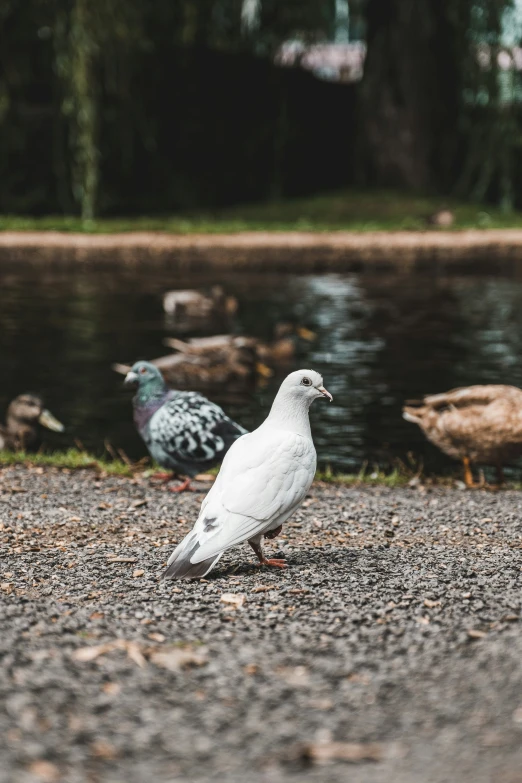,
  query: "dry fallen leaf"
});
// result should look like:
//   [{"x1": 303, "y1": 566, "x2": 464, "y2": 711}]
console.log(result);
[
  {"x1": 73, "y1": 643, "x2": 117, "y2": 662},
  {"x1": 305, "y1": 741, "x2": 387, "y2": 763},
  {"x1": 73, "y1": 639, "x2": 146, "y2": 667},
  {"x1": 132, "y1": 569, "x2": 144, "y2": 578},
  {"x1": 74, "y1": 638, "x2": 206, "y2": 671},
  {"x1": 107, "y1": 557, "x2": 137, "y2": 564},
  {"x1": 468, "y1": 629, "x2": 487, "y2": 640},
  {"x1": 91, "y1": 740, "x2": 119, "y2": 759},
  {"x1": 423, "y1": 599, "x2": 441, "y2": 609},
  {"x1": 148, "y1": 632, "x2": 166, "y2": 643},
  {"x1": 126, "y1": 642, "x2": 147, "y2": 667},
  {"x1": 480, "y1": 731, "x2": 507, "y2": 747},
  {"x1": 220, "y1": 593, "x2": 246, "y2": 609},
  {"x1": 251, "y1": 585, "x2": 277, "y2": 593},
  {"x1": 150, "y1": 646, "x2": 208, "y2": 672},
  {"x1": 89, "y1": 612, "x2": 104, "y2": 620},
  {"x1": 1, "y1": 582, "x2": 14, "y2": 594},
  {"x1": 102, "y1": 682, "x2": 121, "y2": 695},
  {"x1": 277, "y1": 665, "x2": 310, "y2": 687},
  {"x1": 28, "y1": 760, "x2": 60, "y2": 781}
]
